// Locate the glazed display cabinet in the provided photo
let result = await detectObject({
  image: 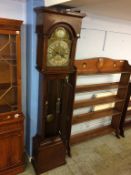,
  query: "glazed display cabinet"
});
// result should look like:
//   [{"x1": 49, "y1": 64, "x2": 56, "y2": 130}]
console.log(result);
[{"x1": 0, "y1": 18, "x2": 24, "y2": 175}]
